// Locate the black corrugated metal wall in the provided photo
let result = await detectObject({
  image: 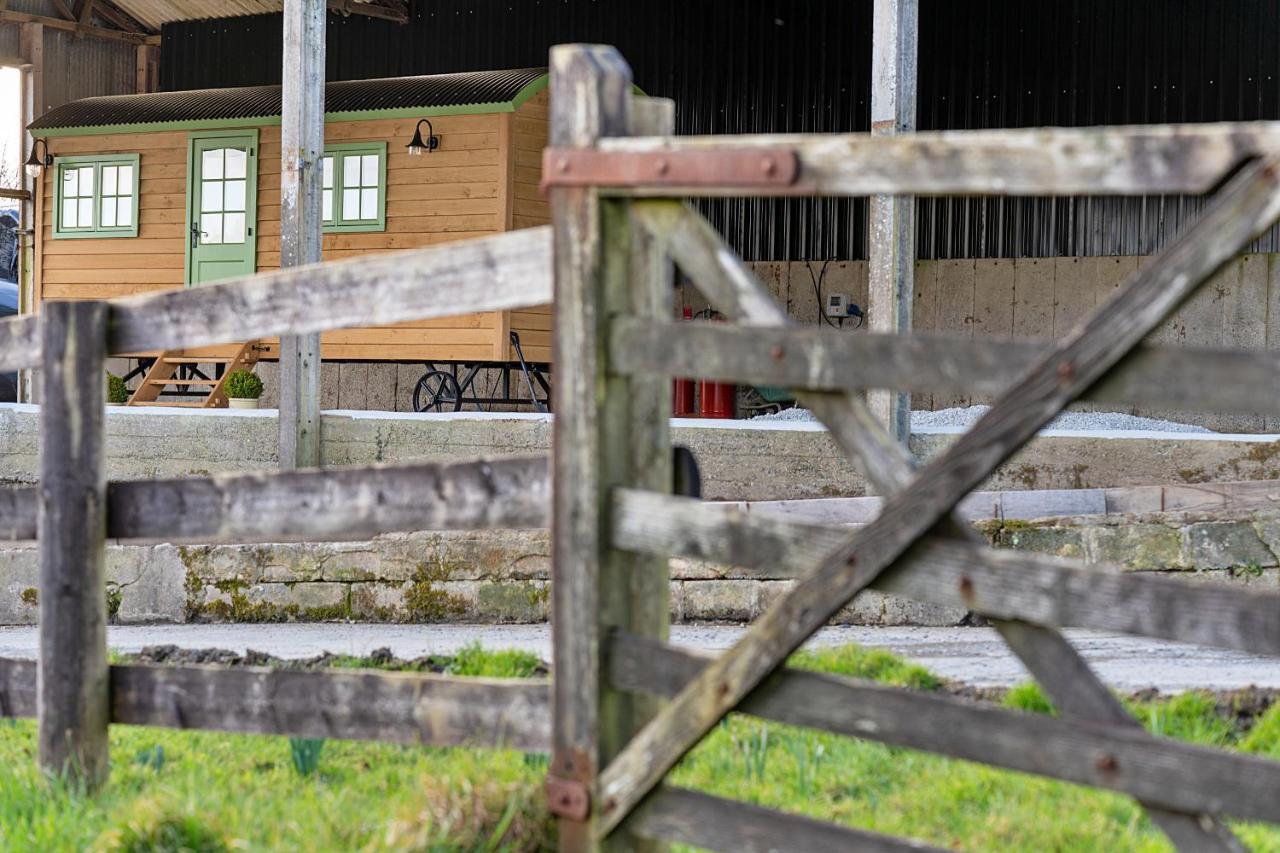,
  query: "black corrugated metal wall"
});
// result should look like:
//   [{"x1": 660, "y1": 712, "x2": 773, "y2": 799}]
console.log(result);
[{"x1": 160, "y1": 0, "x2": 1280, "y2": 260}]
